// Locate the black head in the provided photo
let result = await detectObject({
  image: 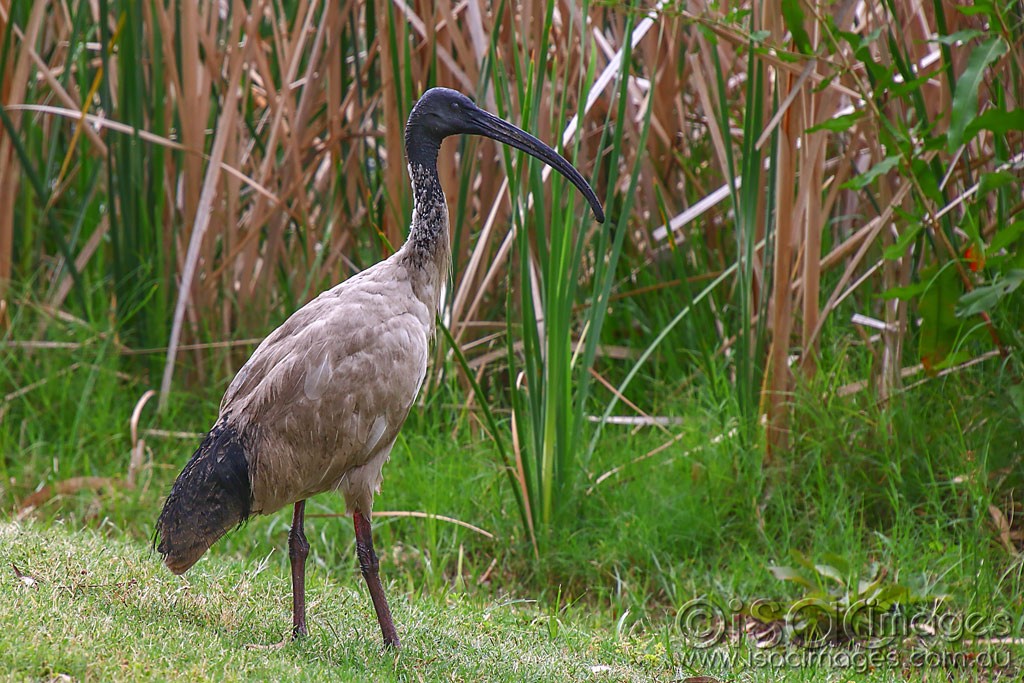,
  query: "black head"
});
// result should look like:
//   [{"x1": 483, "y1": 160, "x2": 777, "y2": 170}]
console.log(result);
[{"x1": 405, "y1": 87, "x2": 604, "y2": 223}]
